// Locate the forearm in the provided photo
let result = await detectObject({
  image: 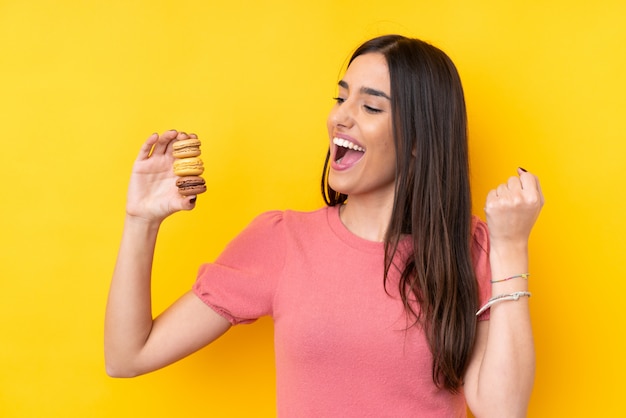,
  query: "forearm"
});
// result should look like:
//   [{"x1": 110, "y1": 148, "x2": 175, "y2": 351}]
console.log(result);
[
  {"x1": 472, "y1": 243, "x2": 535, "y2": 417},
  {"x1": 104, "y1": 215, "x2": 161, "y2": 376}
]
